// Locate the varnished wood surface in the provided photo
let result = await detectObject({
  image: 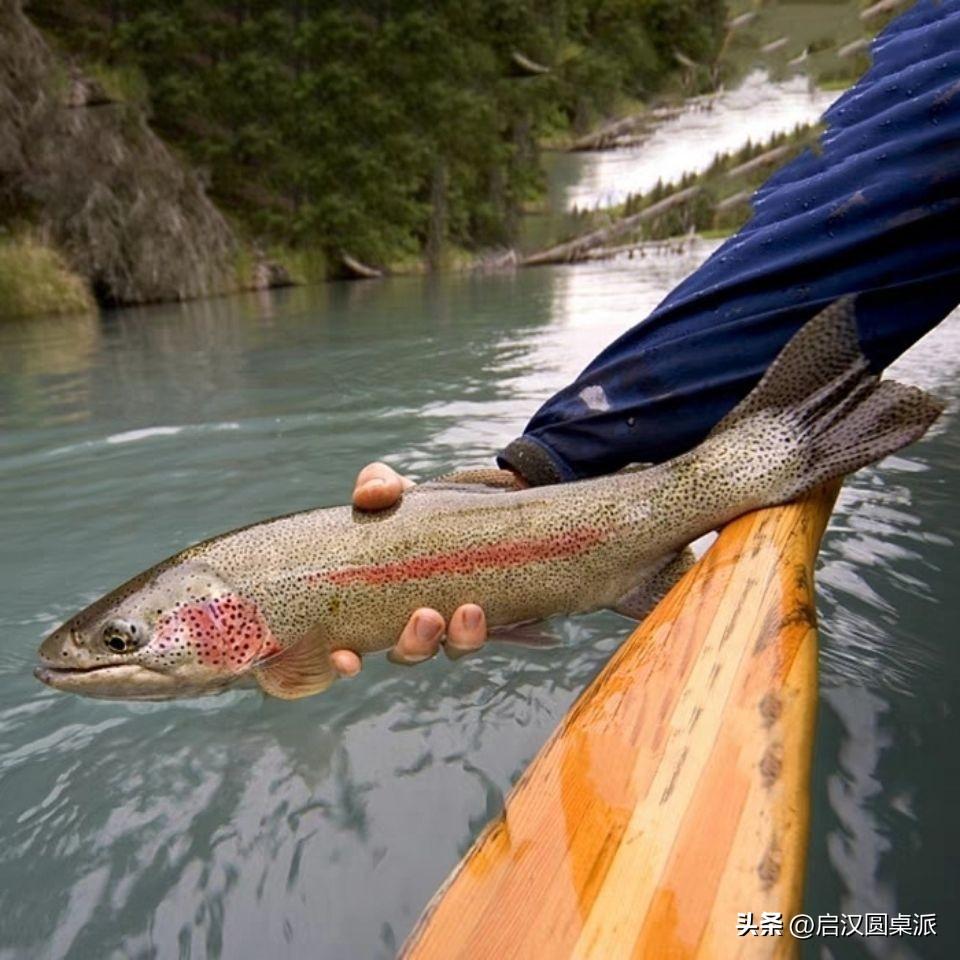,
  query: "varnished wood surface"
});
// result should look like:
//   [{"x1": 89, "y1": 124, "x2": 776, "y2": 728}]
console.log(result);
[{"x1": 402, "y1": 486, "x2": 839, "y2": 959}]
